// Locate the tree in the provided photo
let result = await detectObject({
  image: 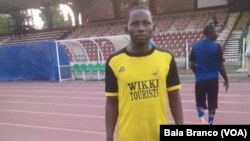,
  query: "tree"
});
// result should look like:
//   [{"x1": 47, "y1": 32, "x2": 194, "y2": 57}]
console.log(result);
[
  {"x1": 39, "y1": 4, "x2": 72, "y2": 29},
  {"x1": 0, "y1": 14, "x2": 10, "y2": 34},
  {"x1": 65, "y1": 13, "x2": 72, "y2": 27}
]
